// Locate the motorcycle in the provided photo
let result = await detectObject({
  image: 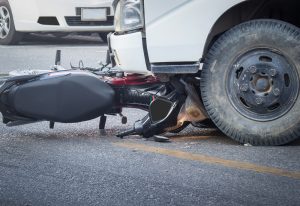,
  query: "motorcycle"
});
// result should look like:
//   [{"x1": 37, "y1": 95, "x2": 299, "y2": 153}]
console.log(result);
[{"x1": 0, "y1": 50, "x2": 212, "y2": 141}]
